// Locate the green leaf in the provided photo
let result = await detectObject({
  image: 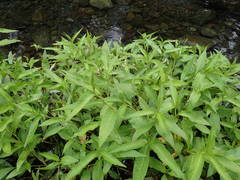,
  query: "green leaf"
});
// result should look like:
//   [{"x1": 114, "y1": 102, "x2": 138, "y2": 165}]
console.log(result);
[
  {"x1": 133, "y1": 122, "x2": 153, "y2": 141},
  {"x1": 132, "y1": 146, "x2": 150, "y2": 180},
  {"x1": 17, "y1": 69, "x2": 39, "y2": 79},
  {"x1": 115, "y1": 150, "x2": 146, "y2": 158},
  {"x1": 196, "y1": 50, "x2": 207, "y2": 72},
  {"x1": 0, "y1": 39, "x2": 21, "y2": 46},
  {"x1": 207, "y1": 155, "x2": 232, "y2": 180},
  {"x1": 37, "y1": 162, "x2": 59, "y2": 170},
  {"x1": 0, "y1": 88, "x2": 13, "y2": 103},
  {"x1": 92, "y1": 160, "x2": 104, "y2": 180},
  {"x1": 150, "y1": 140, "x2": 184, "y2": 178},
  {"x1": 24, "y1": 116, "x2": 41, "y2": 147},
  {"x1": 73, "y1": 122, "x2": 100, "y2": 137},
  {"x1": 149, "y1": 157, "x2": 167, "y2": 173},
  {"x1": 99, "y1": 105, "x2": 117, "y2": 147},
  {"x1": 0, "y1": 104, "x2": 12, "y2": 114},
  {"x1": 216, "y1": 156, "x2": 240, "y2": 174},
  {"x1": 6, "y1": 164, "x2": 28, "y2": 179},
  {"x1": 0, "y1": 167, "x2": 14, "y2": 179},
  {"x1": 0, "y1": 117, "x2": 13, "y2": 132},
  {"x1": 39, "y1": 152, "x2": 59, "y2": 161},
  {"x1": 81, "y1": 168, "x2": 91, "y2": 180},
  {"x1": 224, "y1": 147, "x2": 240, "y2": 161},
  {"x1": 179, "y1": 111, "x2": 210, "y2": 125},
  {"x1": 186, "y1": 153, "x2": 205, "y2": 180},
  {"x1": 0, "y1": 28, "x2": 18, "y2": 33},
  {"x1": 101, "y1": 152, "x2": 126, "y2": 168},
  {"x1": 40, "y1": 118, "x2": 62, "y2": 127},
  {"x1": 61, "y1": 155, "x2": 79, "y2": 165},
  {"x1": 65, "y1": 93, "x2": 94, "y2": 121},
  {"x1": 44, "y1": 69, "x2": 63, "y2": 84},
  {"x1": 43, "y1": 125, "x2": 64, "y2": 139},
  {"x1": 126, "y1": 110, "x2": 154, "y2": 119},
  {"x1": 16, "y1": 150, "x2": 30, "y2": 171},
  {"x1": 65, "y1": 151, "x2": 98, "y2": 180},
  {"x1": 109, "y1": 139, "x2": 147, "y2": 153},
  {"x1": 156, "y1": 113, "x2": 174, "y2": 146}
]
